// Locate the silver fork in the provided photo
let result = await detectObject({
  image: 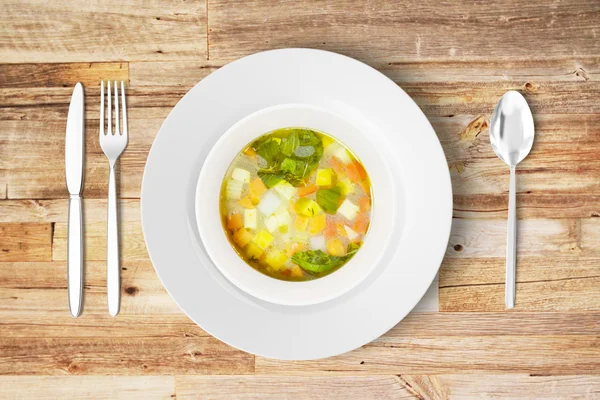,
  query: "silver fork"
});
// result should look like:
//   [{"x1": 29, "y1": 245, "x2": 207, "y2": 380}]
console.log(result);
[{"x1": 100, "y1": 81, "x2": 128, "y2": 317}]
